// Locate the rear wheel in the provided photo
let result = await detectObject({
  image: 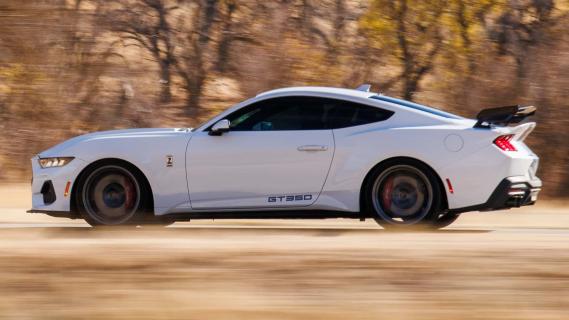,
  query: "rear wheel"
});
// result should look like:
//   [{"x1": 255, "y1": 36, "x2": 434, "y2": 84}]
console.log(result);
[
  {"x1": 365, "y1": 161, "x2": 444, "y2": 229},
  {"x1": 77, "y1": 164, "x2": 149, "y2": 226}
]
